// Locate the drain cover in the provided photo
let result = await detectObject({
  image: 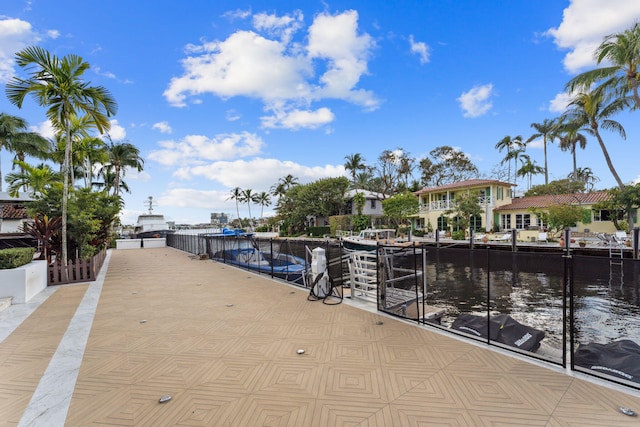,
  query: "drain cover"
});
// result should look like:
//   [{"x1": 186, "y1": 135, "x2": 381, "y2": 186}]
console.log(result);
[{"x1": 619, "y1": 407, "x2": 637, "y2": 417}]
